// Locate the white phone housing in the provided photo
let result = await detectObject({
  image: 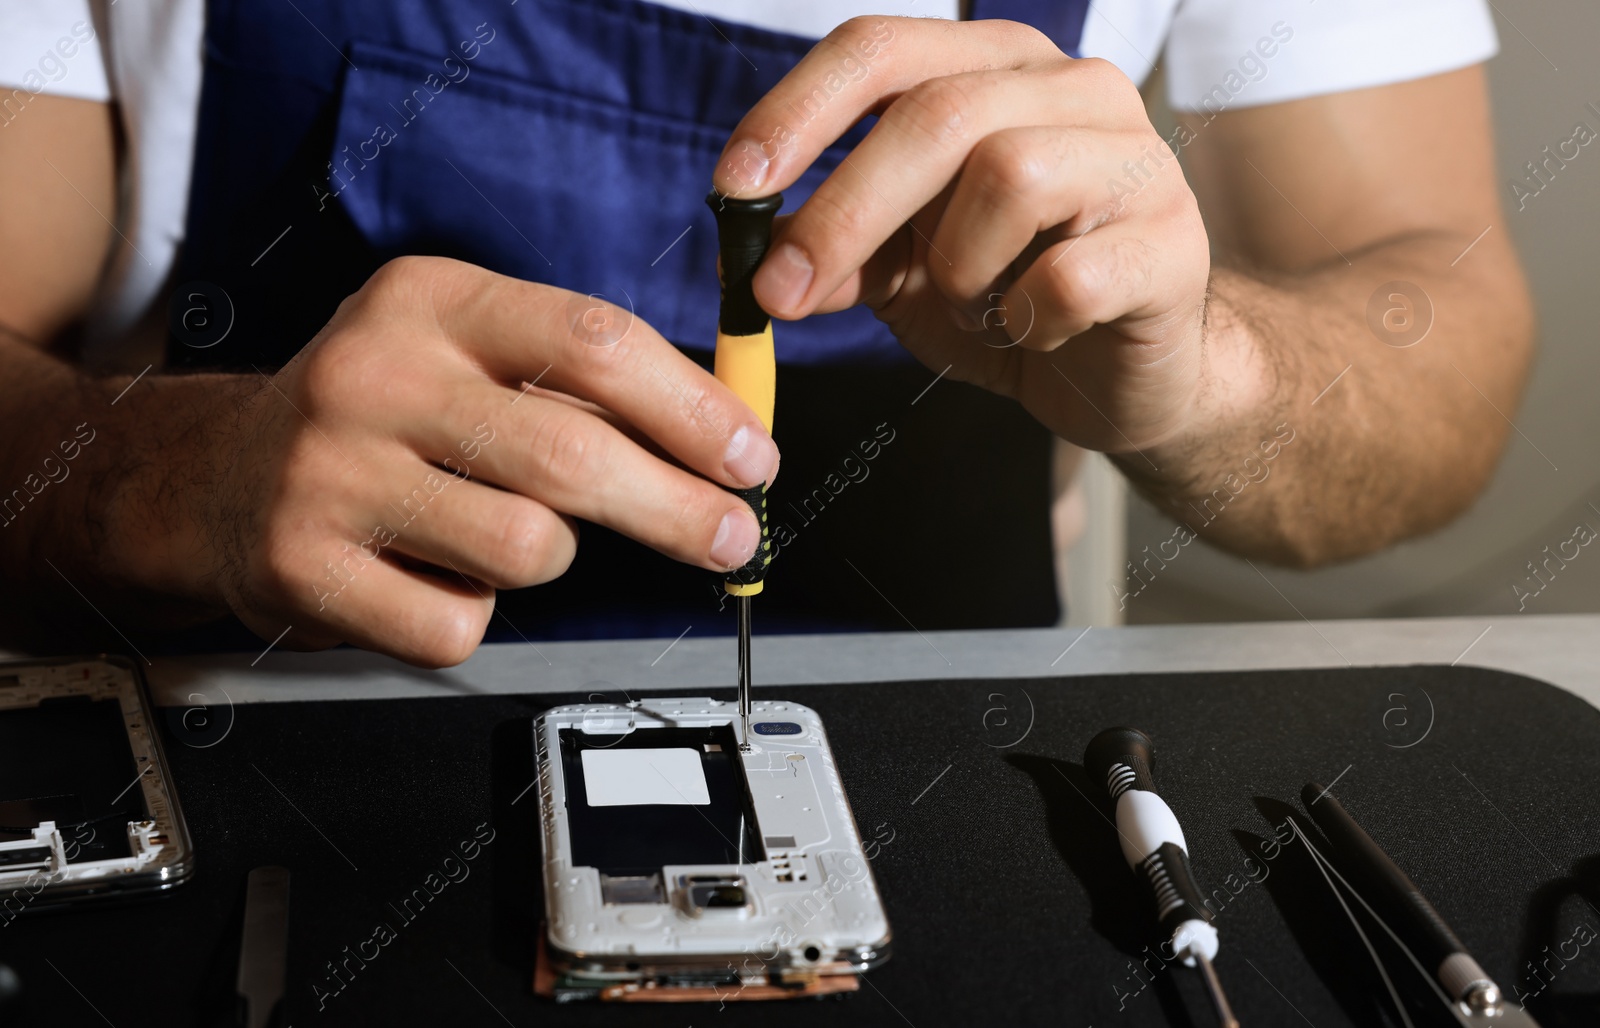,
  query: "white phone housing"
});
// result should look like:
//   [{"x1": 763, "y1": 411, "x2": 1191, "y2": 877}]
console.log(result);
[{"x1": 535, "y1": 696, "x2": 891, "y2": 985}]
